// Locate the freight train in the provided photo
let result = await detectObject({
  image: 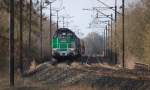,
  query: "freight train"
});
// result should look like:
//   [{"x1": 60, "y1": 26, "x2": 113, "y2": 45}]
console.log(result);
[{"x1": 51, "y1": 28, "x2": 85, "y2": 61}]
